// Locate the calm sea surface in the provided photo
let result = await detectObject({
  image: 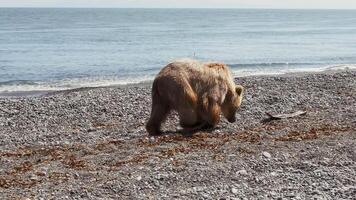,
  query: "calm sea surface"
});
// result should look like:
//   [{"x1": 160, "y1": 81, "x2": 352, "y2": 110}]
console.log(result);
[{"x1": 1, "y1": 8, "x2": 356, "y2": 92}]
